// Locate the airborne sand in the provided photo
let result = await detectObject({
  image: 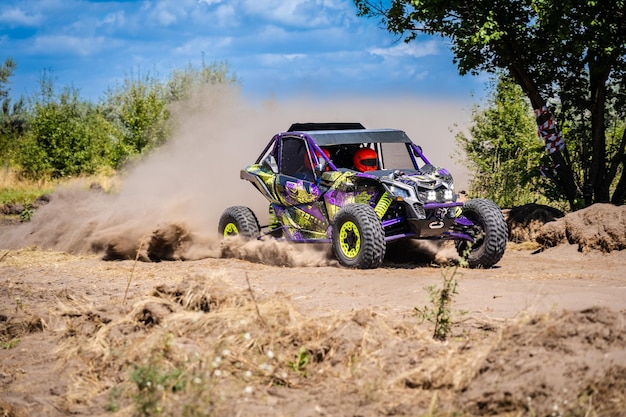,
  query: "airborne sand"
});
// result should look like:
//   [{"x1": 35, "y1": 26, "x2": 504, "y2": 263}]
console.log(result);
[{"x1": 0, "y1": 86, "x2": 471, "y2": 261}]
